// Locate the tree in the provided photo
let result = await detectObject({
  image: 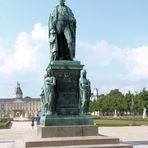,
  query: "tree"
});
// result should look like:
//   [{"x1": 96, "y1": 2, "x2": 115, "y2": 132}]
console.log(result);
[
  {"x1": 124, "y1": 91, "x2": 134, "y2": 112},
  {"x1": 107, "y1": 89, "x2": 125, "y2": 115},
  {"x1": 89, "y1": 88, "x2": 148, "y2": 116},
  {"x1": 89, "y1": 100, "x2": 98, "y2": 112}
]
